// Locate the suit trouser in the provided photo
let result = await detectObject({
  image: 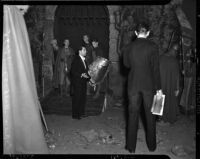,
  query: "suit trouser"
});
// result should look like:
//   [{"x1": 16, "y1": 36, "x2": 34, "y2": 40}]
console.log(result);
[
  {"x1": 72, "y1": 82, "x2": 87, "y2": 118},
  {"x1": 126, "y1": 91, "x2": 156, "y2": 151}
]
